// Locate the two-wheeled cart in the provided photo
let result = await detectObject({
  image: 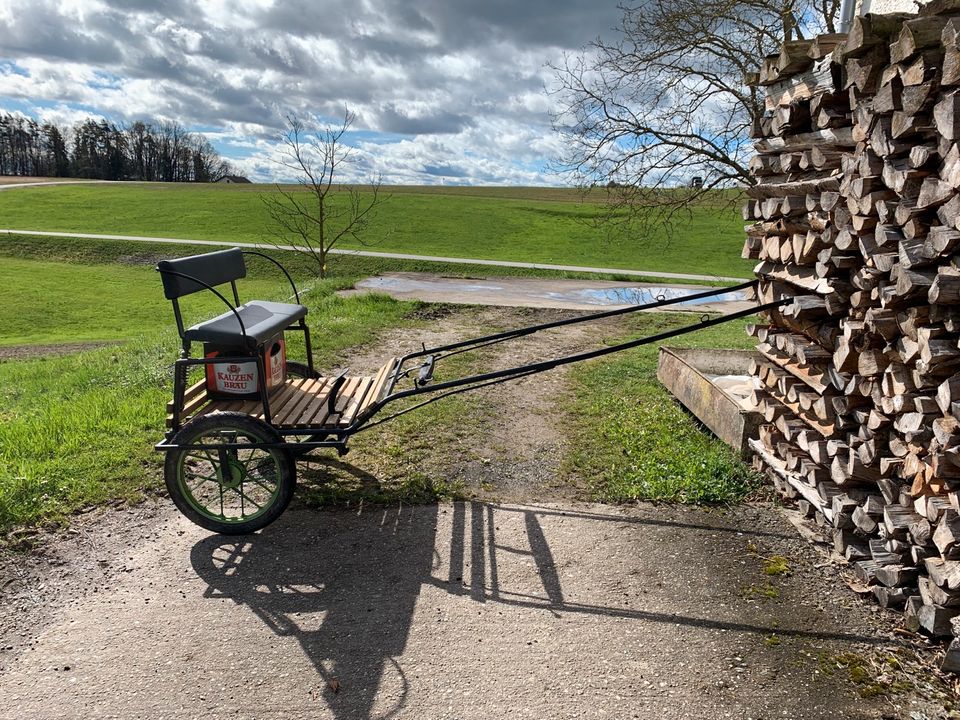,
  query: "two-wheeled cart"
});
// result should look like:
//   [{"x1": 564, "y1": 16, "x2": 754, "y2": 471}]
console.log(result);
[{"x1": 156, "y1": 248, "x2": 780, "y2": 534}]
